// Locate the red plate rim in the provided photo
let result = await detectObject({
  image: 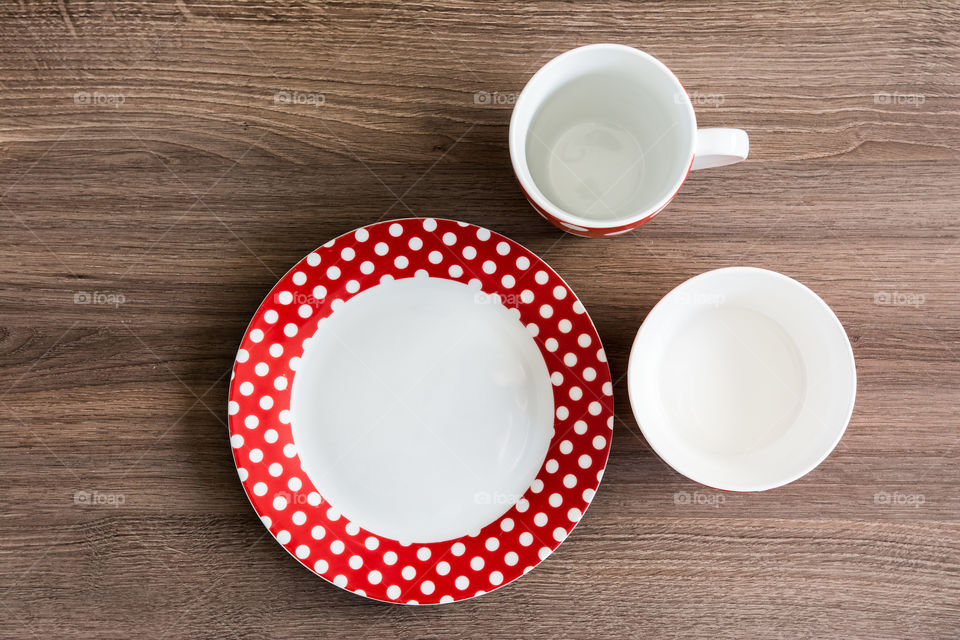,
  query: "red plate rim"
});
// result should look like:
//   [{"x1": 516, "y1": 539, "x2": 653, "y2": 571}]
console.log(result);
[{"x1": 227, "y1": 218, "x2": 613, "y2": 604}]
